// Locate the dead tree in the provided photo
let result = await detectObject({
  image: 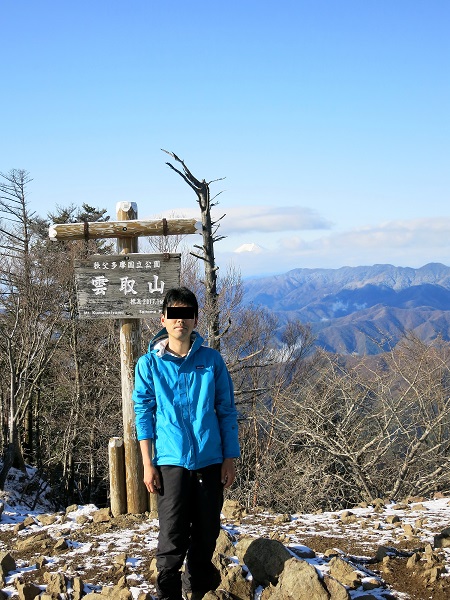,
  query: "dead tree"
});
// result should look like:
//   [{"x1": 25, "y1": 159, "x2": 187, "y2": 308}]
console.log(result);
[{"x1": 162, "y1": 150, "x2": 226, "y2": 350}]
